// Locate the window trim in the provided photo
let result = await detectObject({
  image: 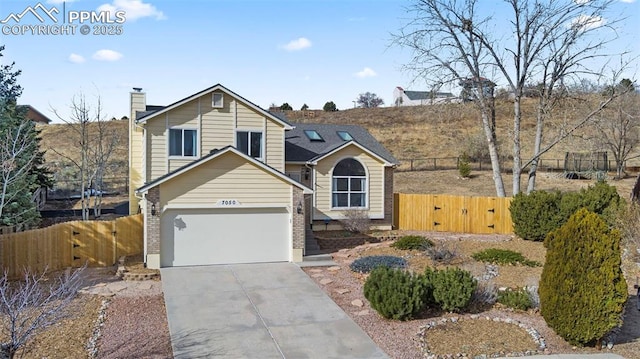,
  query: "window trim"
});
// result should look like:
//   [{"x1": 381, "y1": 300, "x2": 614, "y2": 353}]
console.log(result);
[
  {"x1": 331, "y1": 157, "x2": 368, "y2": 209},
  {"x1": 212, "y1": 93, "x2": 224, "y2": 108},
  {"x1": 168, "y1": 127, "x2": 198, "y2": 159},
  {"x1": 235, "y1": 129, "x2": 264, "y2": 161}
]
